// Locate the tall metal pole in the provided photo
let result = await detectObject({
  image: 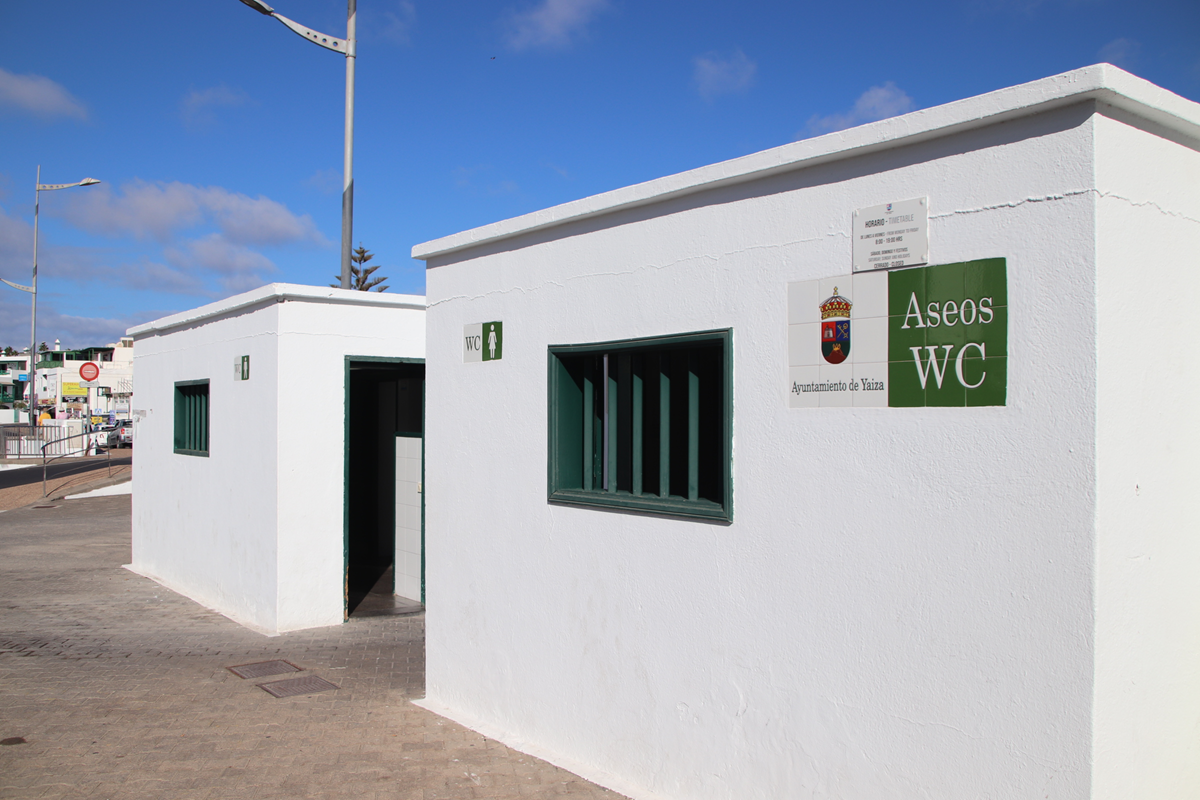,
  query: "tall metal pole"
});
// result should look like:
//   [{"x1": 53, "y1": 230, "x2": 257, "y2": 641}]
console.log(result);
[
  {"x1": 2, "y1": 170, "x2": 99, "y2": 437},
  {"x1": 236, "y1": 0, "x2": 358, "y2": 290},
  {"x1": 29, "y1": 166, "x2": 40, "y2": 433},
  {"x1": 340, "y1": 0, "x2": 356, "y2": 290}
]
